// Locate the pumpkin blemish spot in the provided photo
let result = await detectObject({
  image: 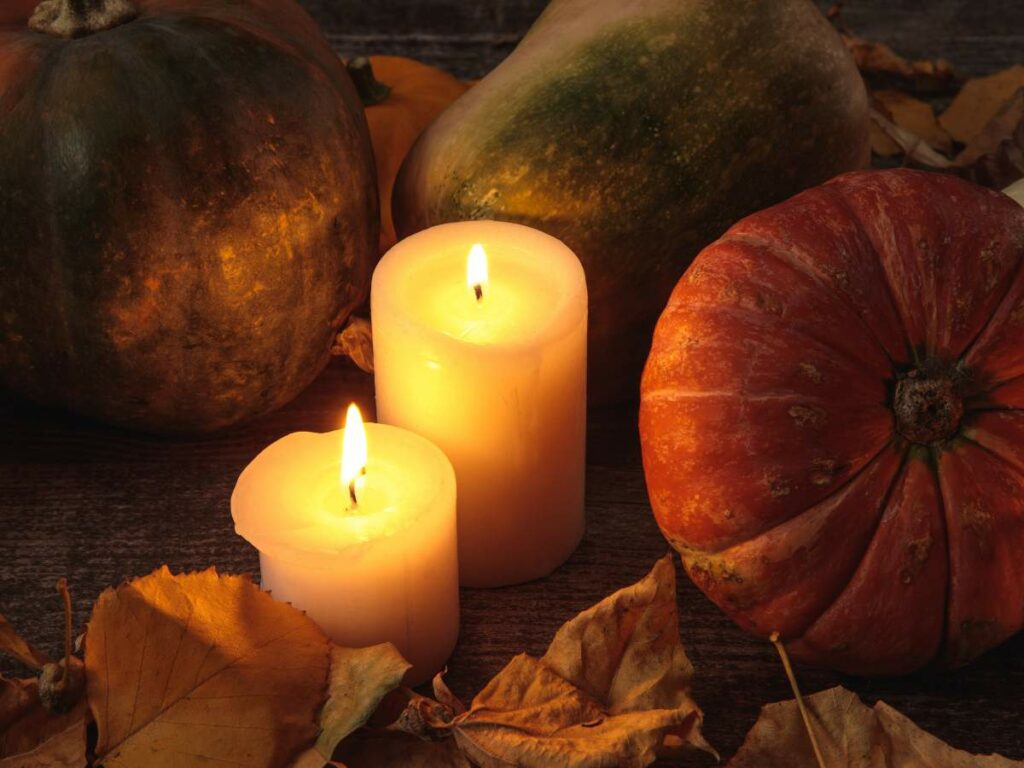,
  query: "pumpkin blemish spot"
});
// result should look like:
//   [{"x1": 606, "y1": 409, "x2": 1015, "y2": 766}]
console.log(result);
[
  {"x1": 899, "y1": 535, "x2": 932, "y2": 584},
  {"x1": 809, "y1": 458, "x2": 838, "y2": 486},
  {"x1": 799, "y1": 362, "x2": 823, "y2": 383},
  {"x1": 764, "y1": 471, "x2": 792, "y2": 498},
  {"x1": 788, "y1": 404, "x2": 827, "y2": 429}
]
